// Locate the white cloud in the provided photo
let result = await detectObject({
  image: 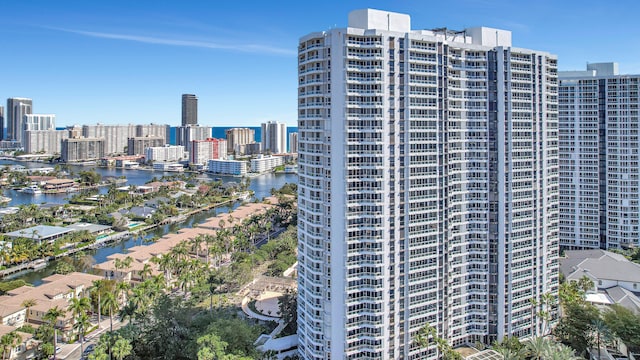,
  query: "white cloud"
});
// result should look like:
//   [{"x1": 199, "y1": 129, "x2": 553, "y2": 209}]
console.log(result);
[{"x1": 48, "y1": 27, "x2": 296, "y2": 56}]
